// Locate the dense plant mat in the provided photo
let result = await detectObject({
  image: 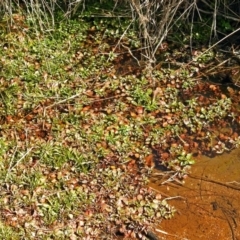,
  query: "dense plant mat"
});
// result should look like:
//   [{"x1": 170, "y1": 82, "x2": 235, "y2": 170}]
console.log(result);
[{"x1": 0, "y1": 13, "x2": 240, "y2": 239}]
